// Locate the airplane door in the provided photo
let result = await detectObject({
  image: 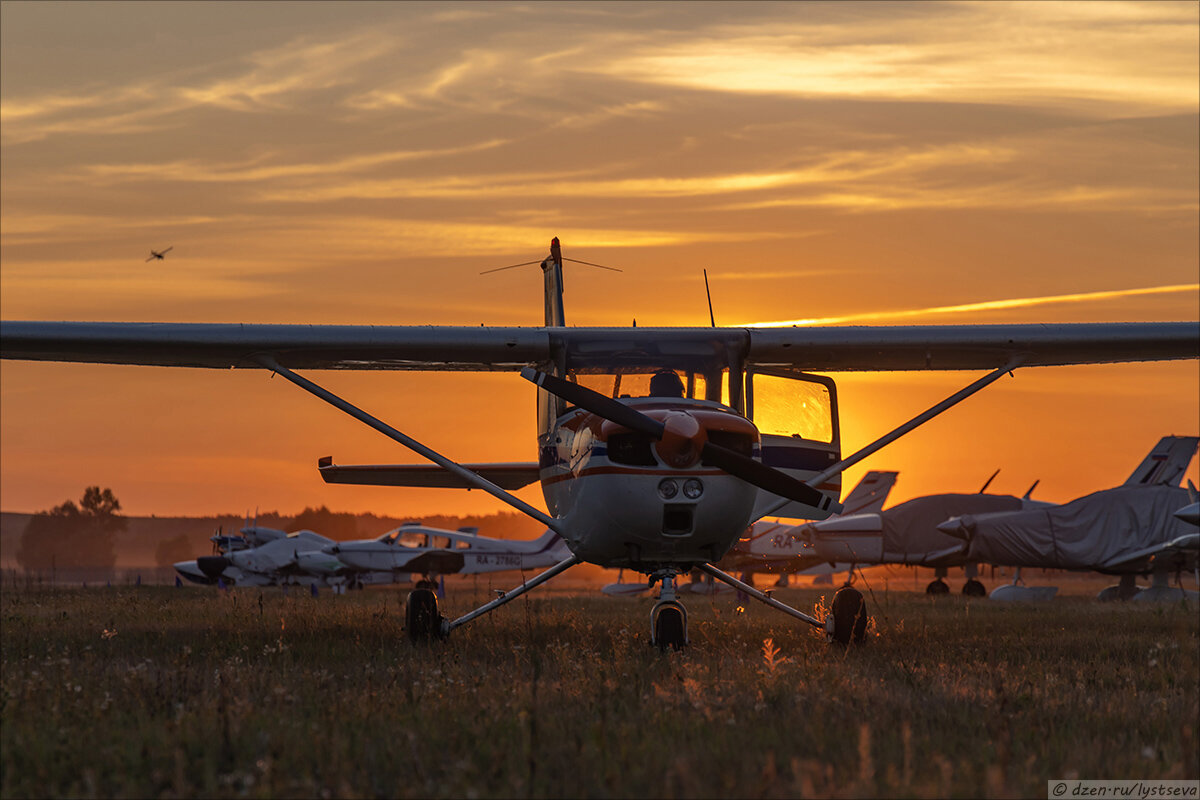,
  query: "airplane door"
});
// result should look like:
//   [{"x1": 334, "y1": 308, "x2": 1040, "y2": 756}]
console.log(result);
[{"x1": 746, "y1": 369, "x2": 841, "y2": 521}]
